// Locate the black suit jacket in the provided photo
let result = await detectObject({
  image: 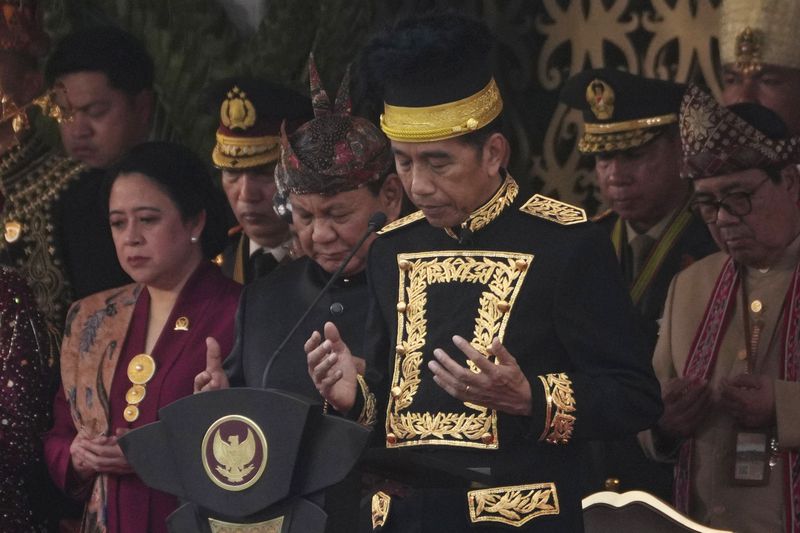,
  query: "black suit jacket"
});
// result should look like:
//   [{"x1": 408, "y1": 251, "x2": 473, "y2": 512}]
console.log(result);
[
  {"x1": 224, "y1": 257, "x2": 369, "y2": 395},
  {"x1": 55, "y1": 168, "x2": 131, "y2": 300},
  {"x1": 223, "y1": 257, "x2": 371, "y2": 532}
]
